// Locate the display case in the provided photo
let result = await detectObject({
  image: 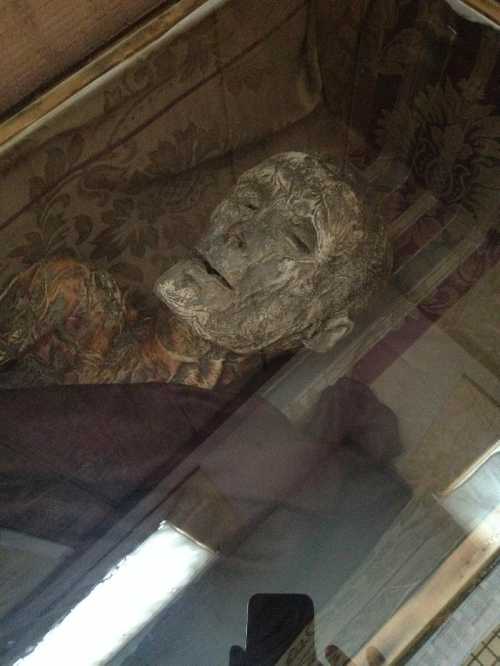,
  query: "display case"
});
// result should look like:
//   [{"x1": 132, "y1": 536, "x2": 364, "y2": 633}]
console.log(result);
[{"x1": 0, "y1": 0, "x2": 499, "y2": 664}]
